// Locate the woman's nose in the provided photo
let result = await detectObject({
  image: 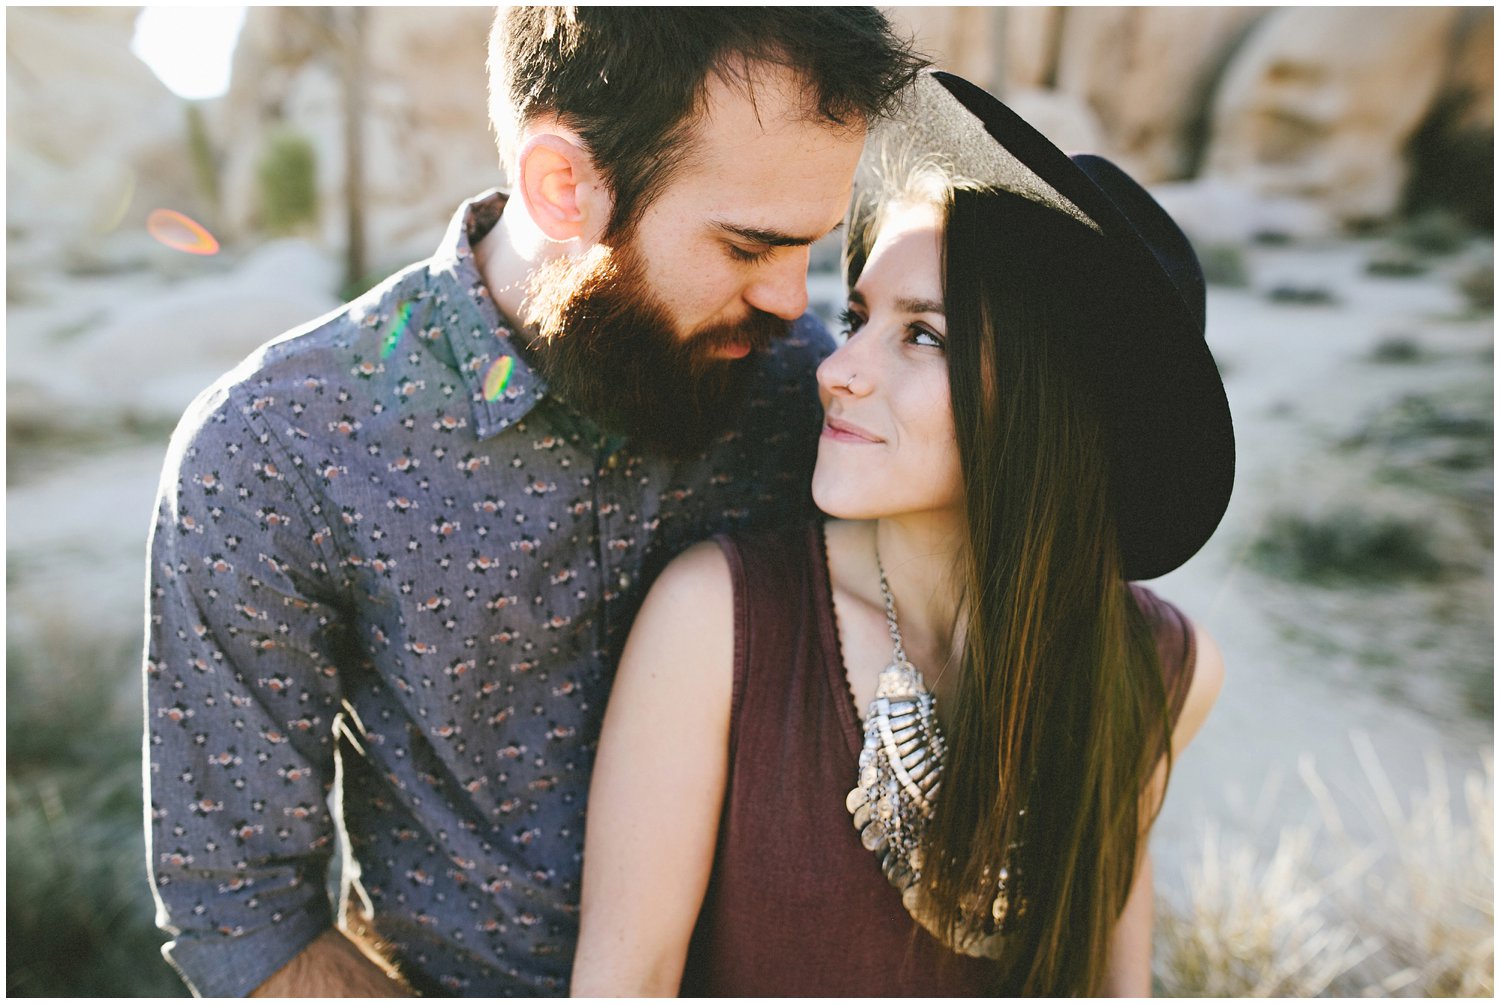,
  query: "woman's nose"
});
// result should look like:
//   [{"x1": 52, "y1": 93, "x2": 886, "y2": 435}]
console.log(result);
[{"x1": 816, "y1": 339, "x2": 869, "y2": 398}]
